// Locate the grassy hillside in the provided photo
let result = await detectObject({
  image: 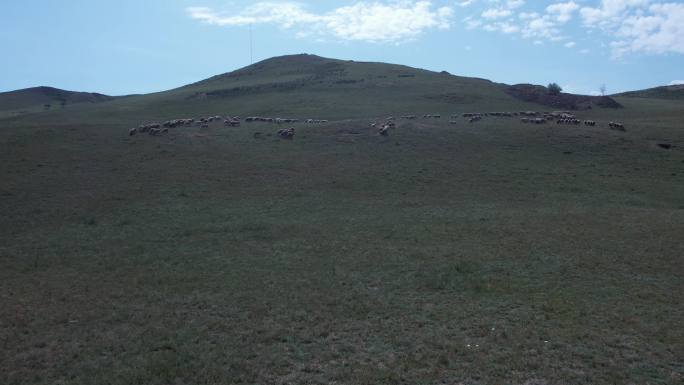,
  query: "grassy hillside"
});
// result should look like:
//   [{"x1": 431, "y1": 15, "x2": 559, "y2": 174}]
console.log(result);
[
  {"x1": 615, "y1": 84, "x2": 684, "y2": 100},
  {"x1": 1, "y1": 56, "x2": 683, "y2": 384},
  {"x1": 0, "y1": 86, "x2": 115, "y2": 118},
  {"x1": 1, "y1": 55, "x2": 558, "y2": 126}
]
